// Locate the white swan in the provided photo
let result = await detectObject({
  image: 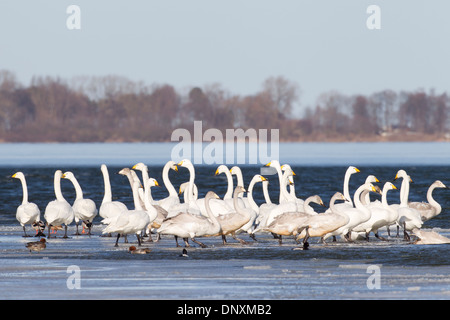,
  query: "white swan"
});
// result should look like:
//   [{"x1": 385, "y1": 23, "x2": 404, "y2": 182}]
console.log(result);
[
  {"x1": 323, "y1": 182, "x2": 379, "y2": 242},
  {"x1": 352, "y1": 182, "x2": 398, "y2": 240},
  {"x1": 158, "y1": 191, "x2": 221, "y2": 248},
  {"x1": 259, "y1": 167, "x2": 298, "y2": 228},
  {"x1": 264, "y1": 160, "x2": 289, "y2": 203},
  {"x1": 393, "y1": 170, "x2": 423, "y2": 240},
  {"x1": 63, "y1": 171, "x2": 98, "y2": 235},
  {"x1": 102, "y1": 180, "x2": 152, "y2": 247},
  {"x1": 118, "y1": 167, "x2": 146, "y2": 209},
  {"x1": 44, "y1": 170, "x2": 75, "y2": 238},
  {"x1": 154, "y1": 160, "x2": 180, "y2": 211},
  {"x1": 215, "y1": 164, "x2": 234, "y2": 200},
  {"x1": 177, "y1": 159, "x2": 234, "y2": 217},
  {"x1": 296, "y1": 192, "x2": 348, "y2": 249},
  {"x1": 99, "y1": 164, "x2": 128, "y2": 225},
  {"x1": 211, "y1": 186, "x2": 254, "y2": 245},
  {"x1": 408, "y1": 180, "x2": 447, "y2": 222},
  {"x1": 359, "y1": 175, "x2": 380, "y2": 205},
  {"x1": 412, "y1": 229, "x2": 450, "y2": 245},
  {"x1": 179, "y1": 181, "x2": 198, "y2": 203},
  {"x1": 235, "y1": 175, "x2": 267, "y2": 239},
  {"x1": 12, "y1": 172, "x2": 41, "y2": 237},
  {"x1": 254, "y1": 195, "x2": 326, "y2": 244}
]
